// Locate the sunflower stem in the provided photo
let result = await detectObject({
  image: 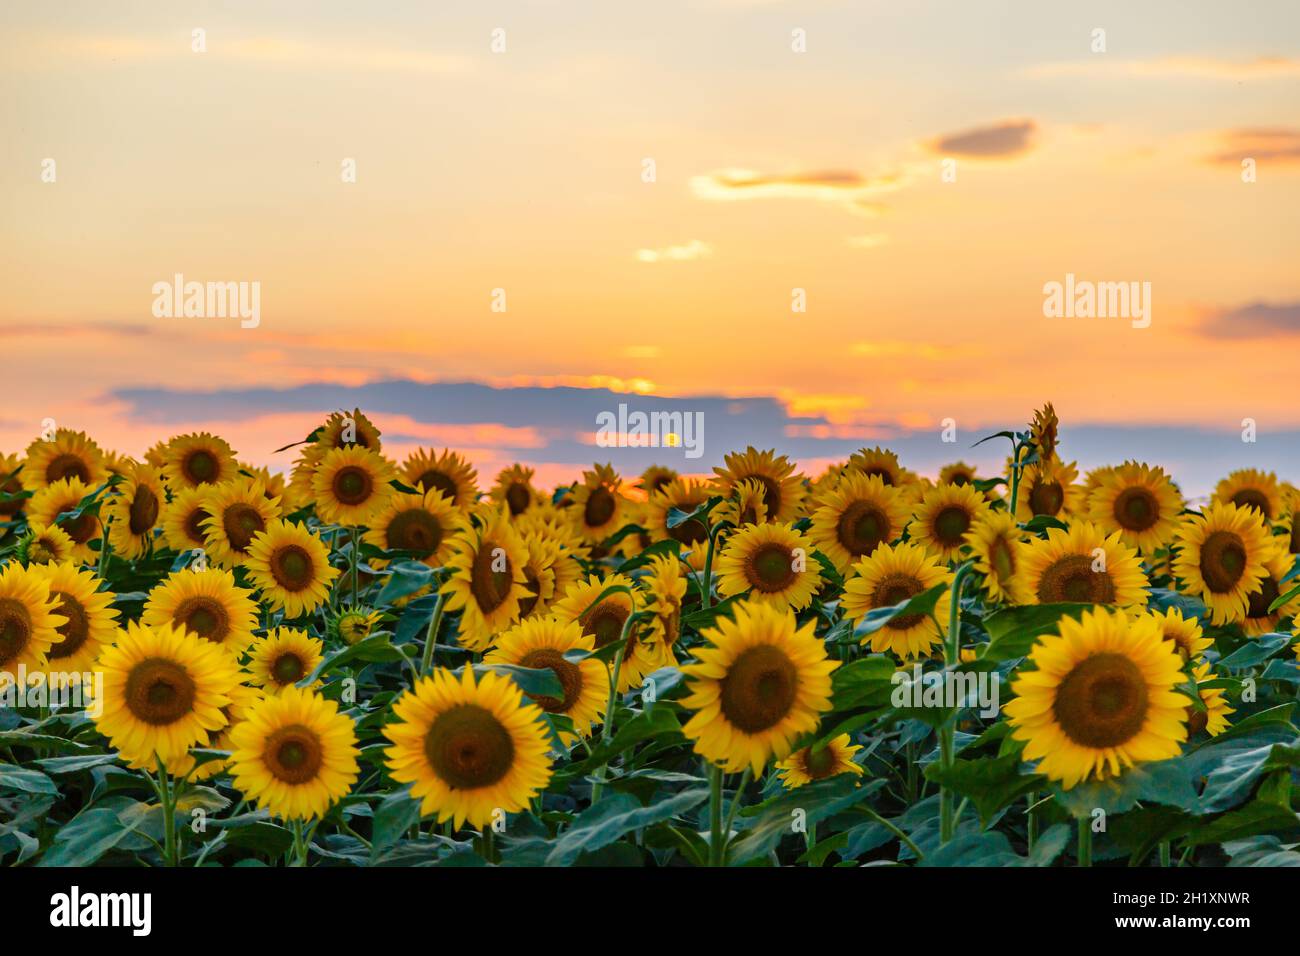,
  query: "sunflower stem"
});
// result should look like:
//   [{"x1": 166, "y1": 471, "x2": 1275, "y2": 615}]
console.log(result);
[
  {"x1": 707, "y1": 763, "x2": 724, "y2": 867},
  {"x1": 156, "y1": 758, "x2": 177, "y2": 867},
  {"x1": 1077, "y1": 818, "x2": 1093, "y2": 867},
  {"x1": 349, "y1": 526, "x2": 360, "y2": 606},
  {"x1": 419, "y1": 591, "x2": 446, "y2": 677},
  {"x1": 1026, "y1": 790, "x2": 1039, "y2": 852},
  {"x1": 938, "y1": 561, "x2": 974, "y2": 845},
  {"x1": 1159, "y1": 840, "x2": 1171, "y2": 867},
  {"x1": 590, "y1": 612, "x2": 635, "y2": 804},
  {"x1": 701, "y1": 522, "x2": 726, "y2": 609}
]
